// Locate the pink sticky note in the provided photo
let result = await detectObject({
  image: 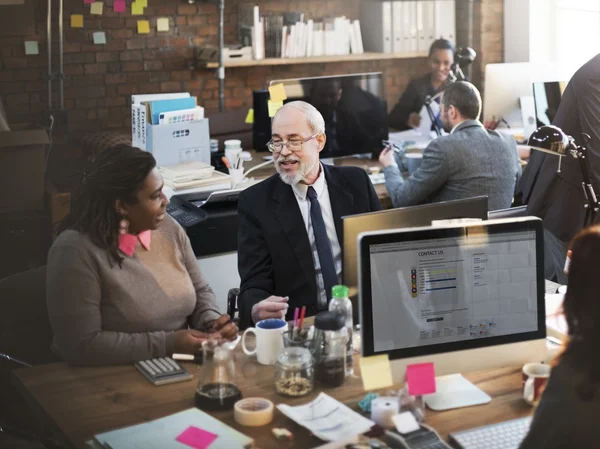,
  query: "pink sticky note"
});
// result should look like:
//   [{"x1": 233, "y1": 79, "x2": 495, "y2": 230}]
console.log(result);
[
  {"x1": 406, "y1": 363, "x2": 436, "y2": 396},
  {"x1": 176, "y1": 426, "x2": 218, "y2": 449},
  {"x1": 114, "y1": 0, "x2": 125, "y2": 12}
]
